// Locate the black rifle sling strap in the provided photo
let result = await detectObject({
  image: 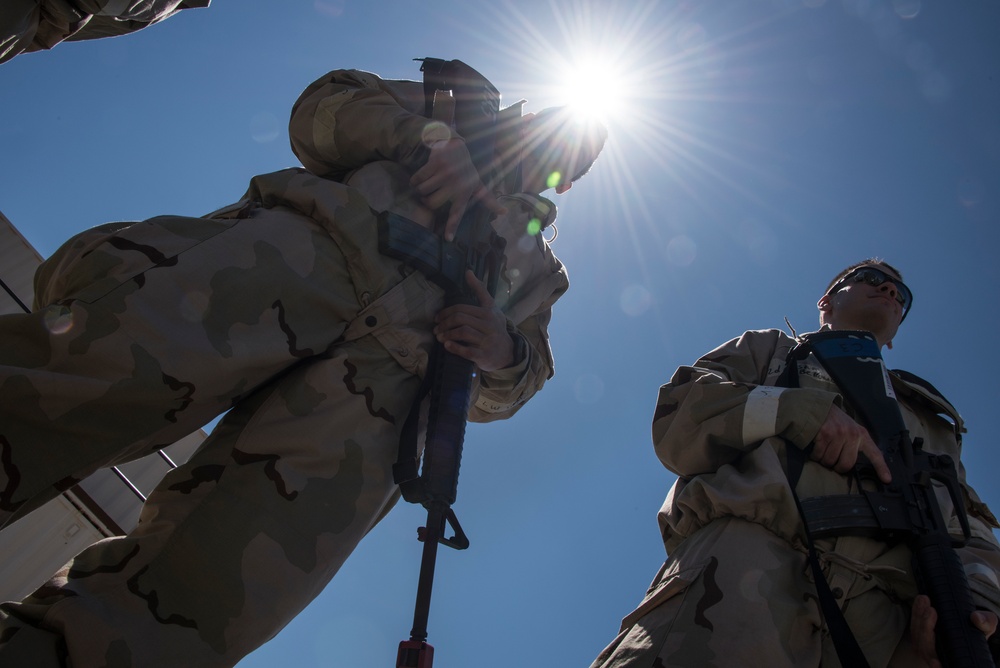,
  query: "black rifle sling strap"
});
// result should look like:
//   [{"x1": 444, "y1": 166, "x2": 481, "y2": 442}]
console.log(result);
[
  {"x1": 776, "y1": 343, "x2": 872, "y2": 668},
  {"x1": 393, "y1": 344, "x2": 435, "y2": 503}
]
